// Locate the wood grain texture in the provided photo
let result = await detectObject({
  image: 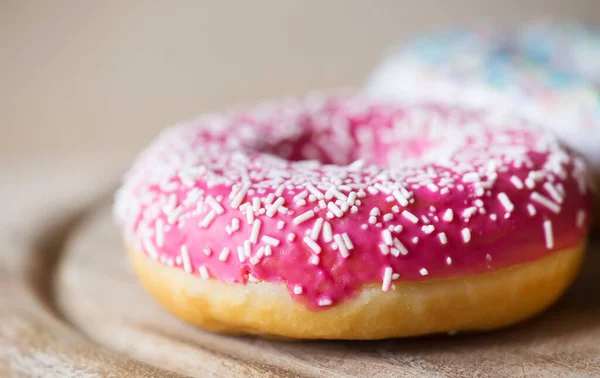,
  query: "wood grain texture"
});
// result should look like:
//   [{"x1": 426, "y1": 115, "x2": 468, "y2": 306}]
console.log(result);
[
  {"x1": 55, "y1": 203, "x2": 600, "y2": 377},
  {"x1": 0, "y1": 154, "x2": 182, "y2": 377}
]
